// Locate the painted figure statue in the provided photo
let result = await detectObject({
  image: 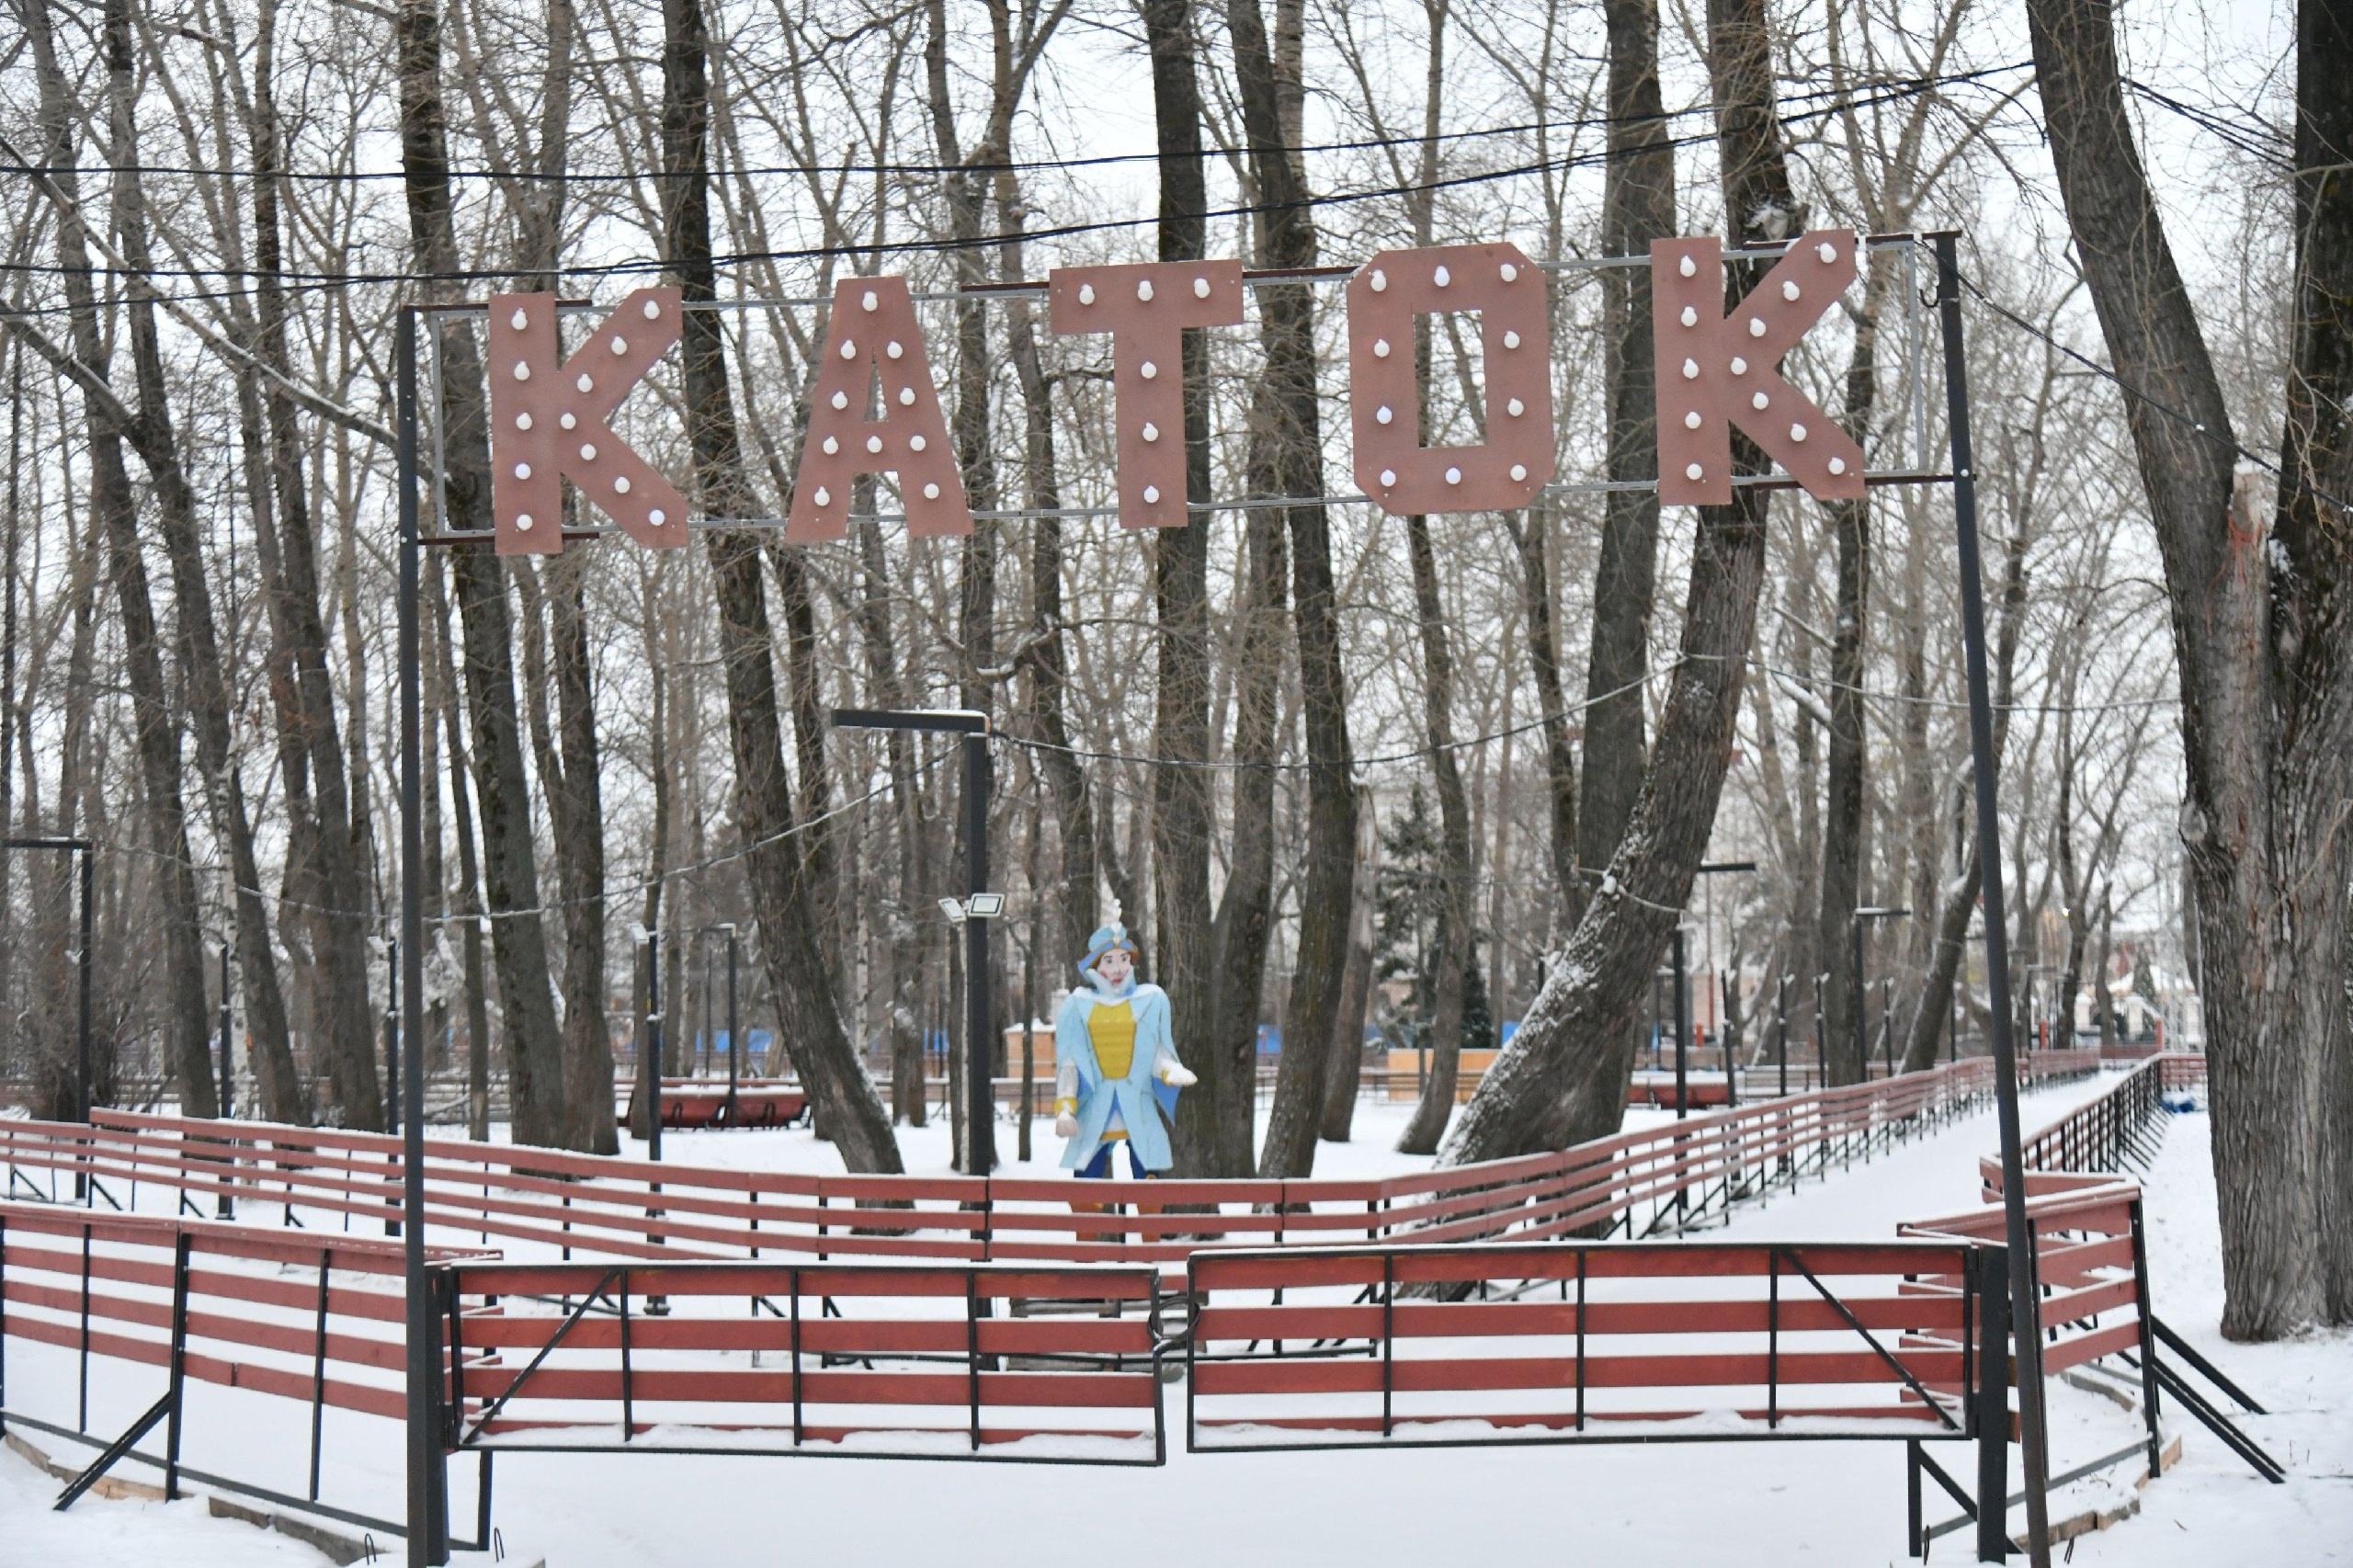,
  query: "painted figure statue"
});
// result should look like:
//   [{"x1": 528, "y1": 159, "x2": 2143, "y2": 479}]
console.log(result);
[{"x1": 1053, "y1": 905, "x2": 1197, "y2": 1179}]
